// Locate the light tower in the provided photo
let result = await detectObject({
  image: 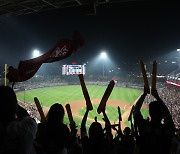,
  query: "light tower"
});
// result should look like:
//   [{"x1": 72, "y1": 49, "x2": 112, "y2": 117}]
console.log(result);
[
  {"x1": 33, "y1": 49, "x2": 41, "y2": 58},
  {"x1": 100, "y1": 52, "x2": 107, "y2": 77}
]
